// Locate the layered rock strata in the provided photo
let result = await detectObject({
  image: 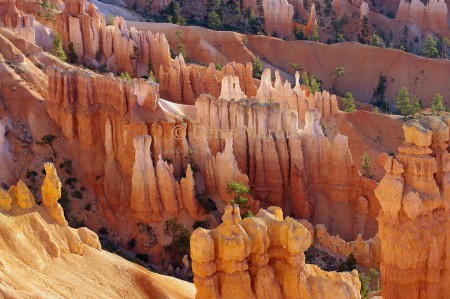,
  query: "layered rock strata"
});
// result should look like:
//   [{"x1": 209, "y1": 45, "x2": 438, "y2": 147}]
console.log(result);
[
  {"x1": 375, "y1": 116, "x2": 450, "y2": 299},
  {"x1": 191, "y1": 205, "x2": 362, "y2": 298}
]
